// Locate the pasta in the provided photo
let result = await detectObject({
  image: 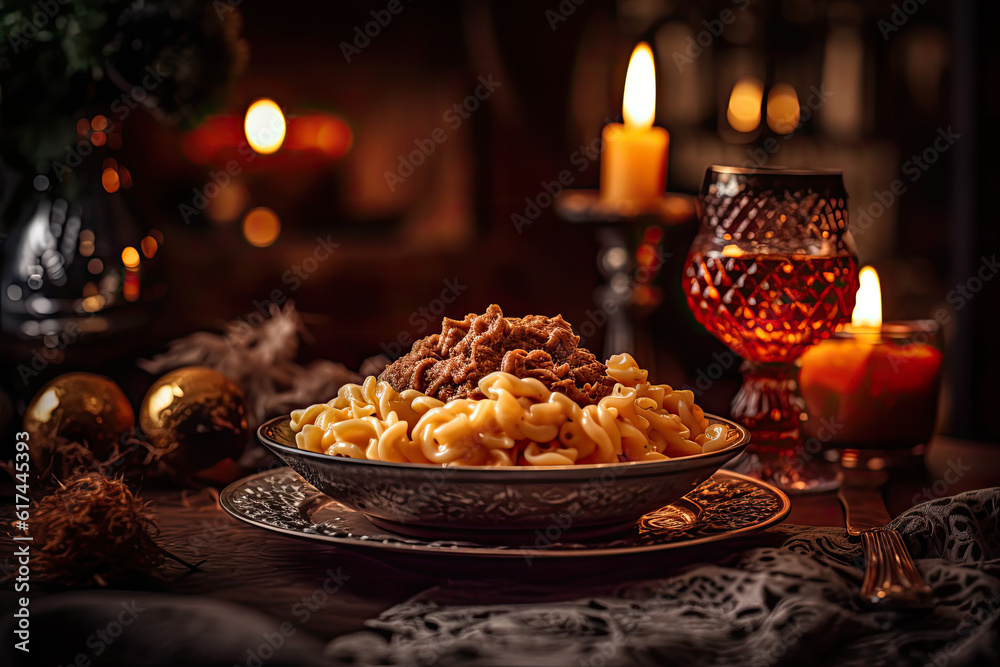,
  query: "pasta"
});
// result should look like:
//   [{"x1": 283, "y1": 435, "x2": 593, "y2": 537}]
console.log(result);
[{"x1": 290, "y1": 353, "x2": 730, "y2": 467}]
